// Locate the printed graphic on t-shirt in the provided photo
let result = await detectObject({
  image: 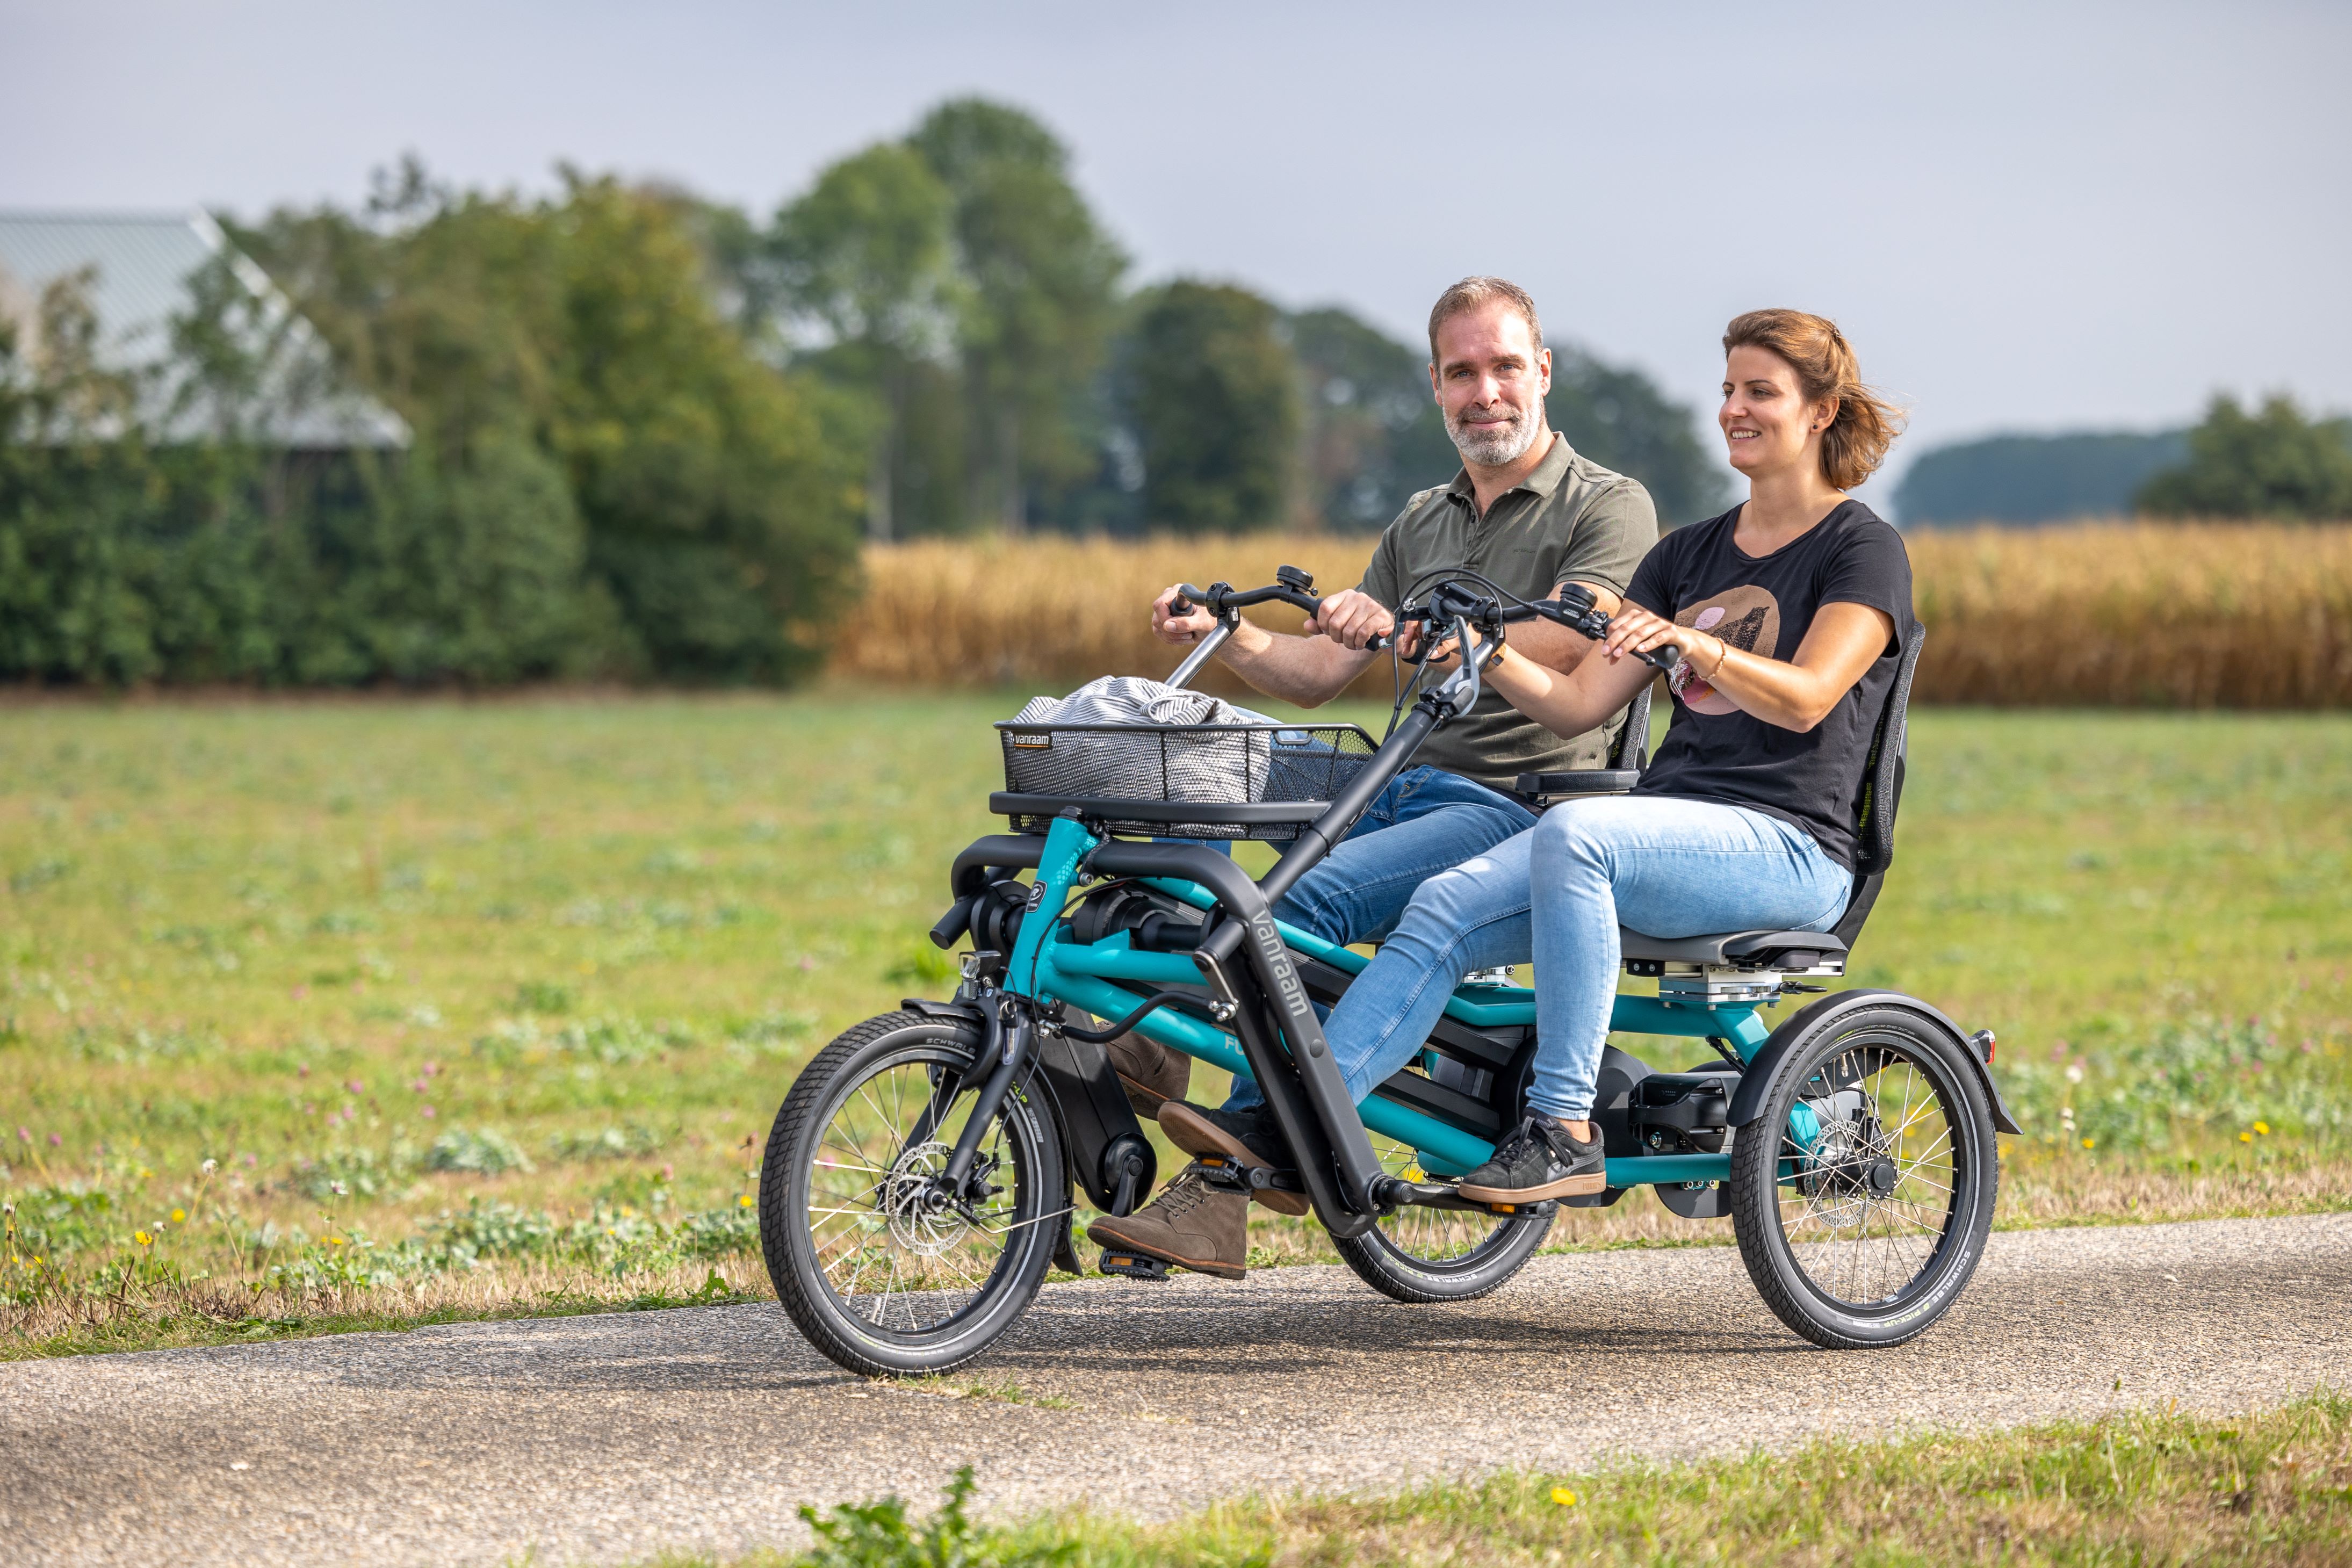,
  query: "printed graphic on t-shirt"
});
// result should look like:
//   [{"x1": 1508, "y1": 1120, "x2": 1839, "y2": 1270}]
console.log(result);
[{"x1": 1668, "y1": 584, "x2": 1781, "y2": 716}]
